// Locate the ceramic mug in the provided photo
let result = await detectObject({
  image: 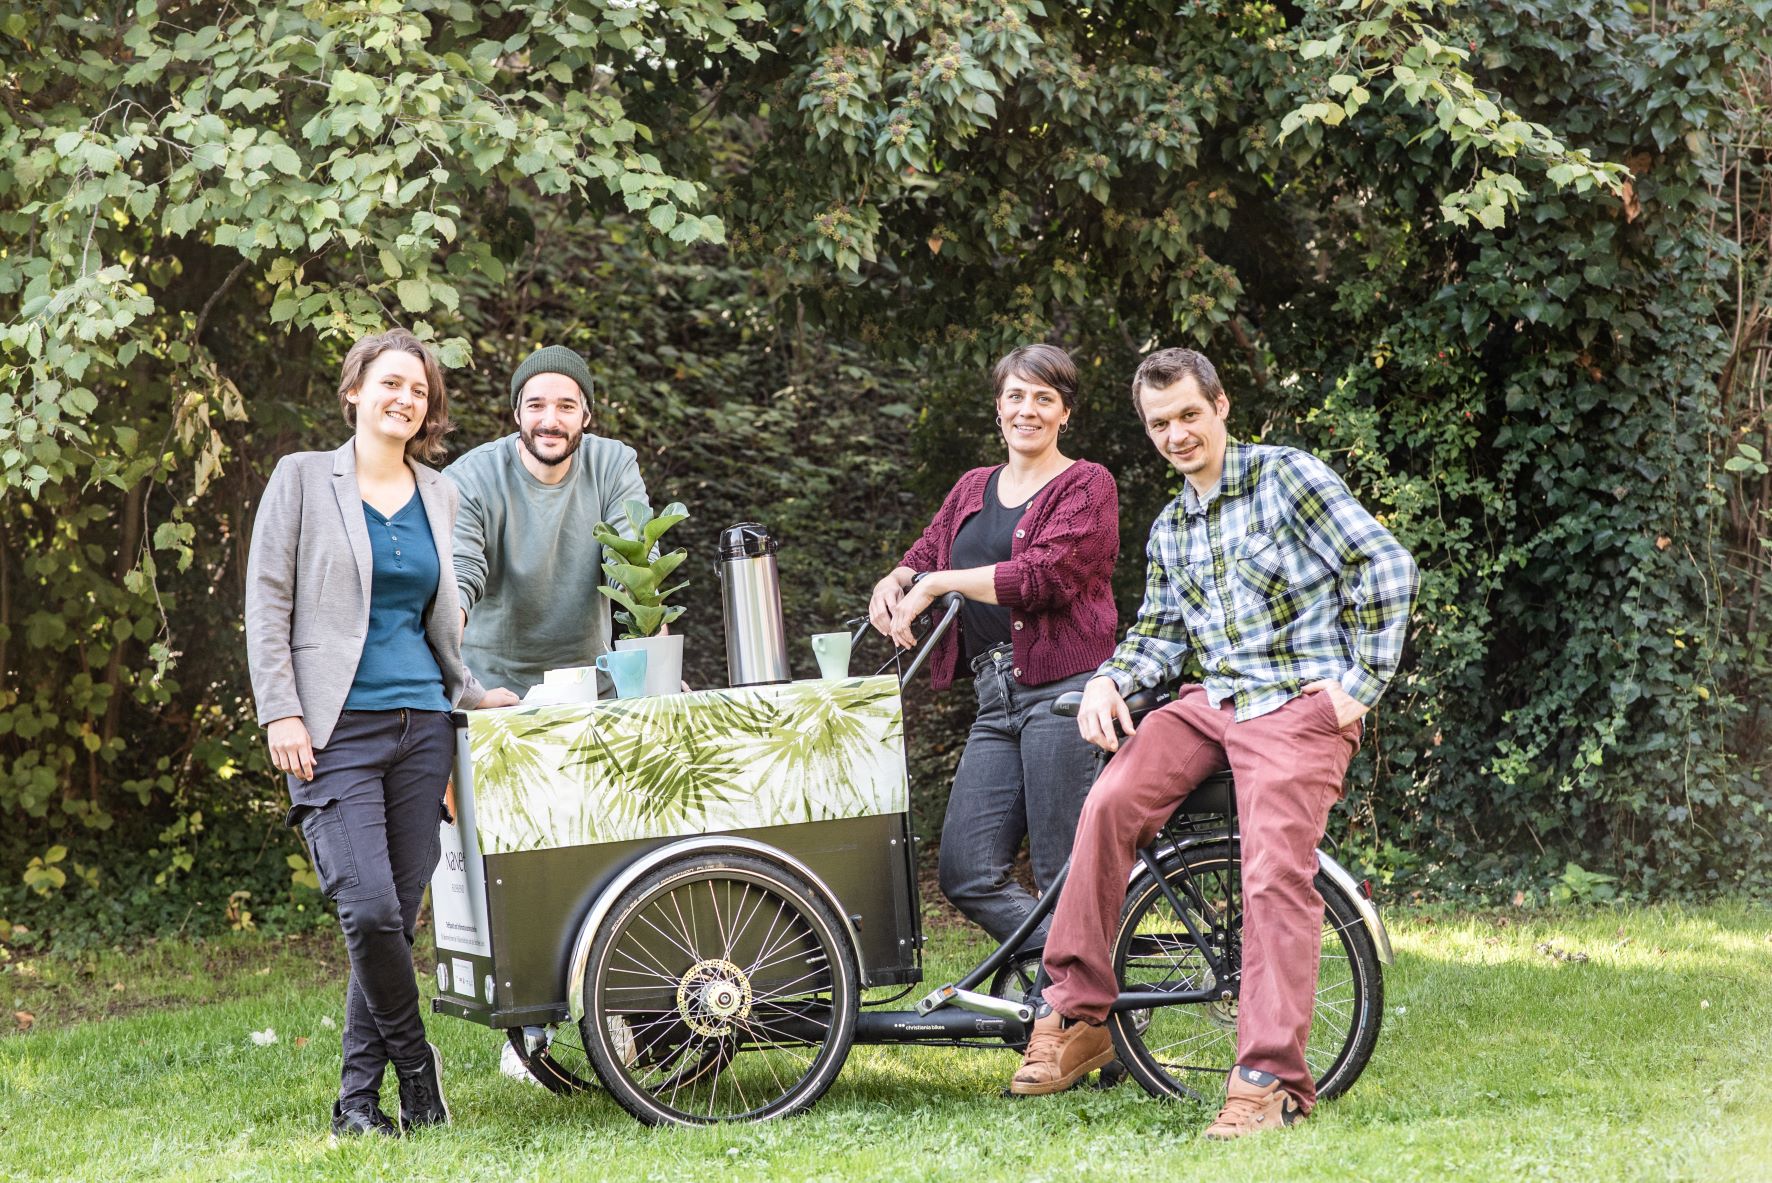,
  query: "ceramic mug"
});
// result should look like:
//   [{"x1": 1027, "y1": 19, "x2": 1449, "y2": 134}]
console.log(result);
[
  {"x1": 596, "y1": 649, "x2": 649, "y2": 699},
  {"x1": 810, "y1": 632, "x2": 852, "y2": 680}
]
